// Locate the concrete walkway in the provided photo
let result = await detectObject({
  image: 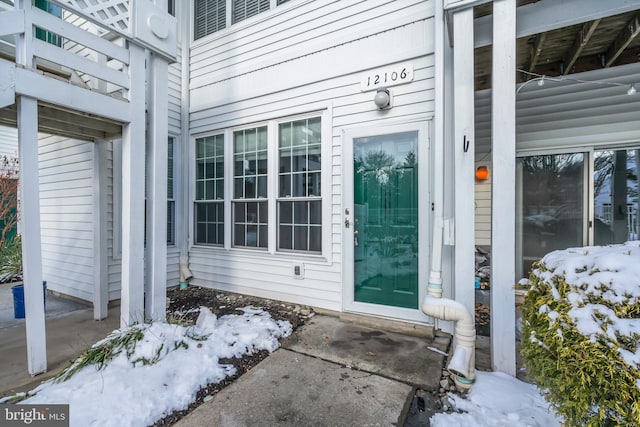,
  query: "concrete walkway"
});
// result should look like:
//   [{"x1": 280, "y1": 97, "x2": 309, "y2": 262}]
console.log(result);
[
  {"x1": 0, "y1": 301, "x2": 493, "y2": 426},
  {"x1": 0, "y1": 305, "x2": 120, "y2": 396},
  {"x1": 176, "y1": 315, "x2": 451, "y2": 427}
]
